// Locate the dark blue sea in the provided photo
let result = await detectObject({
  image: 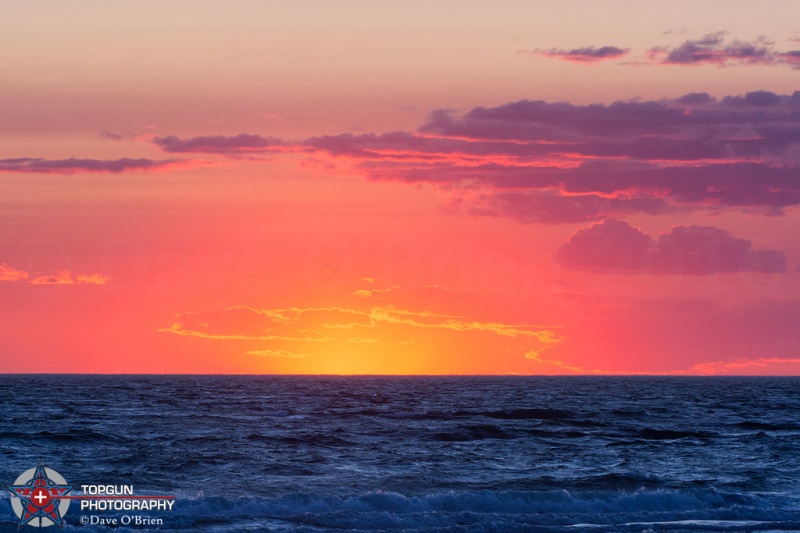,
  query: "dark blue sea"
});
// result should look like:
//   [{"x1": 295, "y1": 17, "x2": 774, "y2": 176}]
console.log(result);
[{"x1": 1, "y1": 376, "x2": 799, "y2": 532}]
